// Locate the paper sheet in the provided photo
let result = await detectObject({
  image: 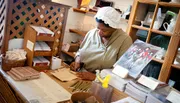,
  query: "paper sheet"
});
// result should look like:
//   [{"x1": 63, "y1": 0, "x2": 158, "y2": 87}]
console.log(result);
[
  {"x1": 7, "y1": 72, "x2": 71, "y2": 103},
  {"x1": 51, "y1": 68, "x2": 78, "y2": 82},
  {"x1": 166, "y1": 90, "x2": 180, "y2": 103},
  {"x1": 112, "y1": 97, "x2": 140, "y2": 103},
  {"x1": 137, "y1": 75, "x2": 159, "y2": 90}
]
